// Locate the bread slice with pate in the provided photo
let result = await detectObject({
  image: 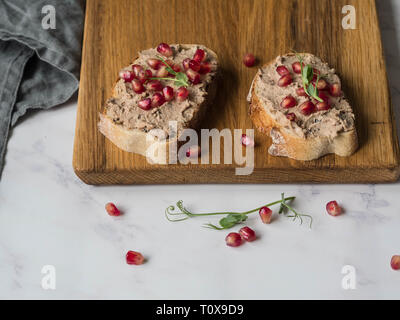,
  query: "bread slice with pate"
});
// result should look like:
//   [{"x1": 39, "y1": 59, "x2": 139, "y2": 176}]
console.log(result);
[
  {"x1": 99, "y1": 43, "x2": 218, "y2": 161},
  {"x1": 248, "y1": 53, "x2": 358, "y2": 161}
]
